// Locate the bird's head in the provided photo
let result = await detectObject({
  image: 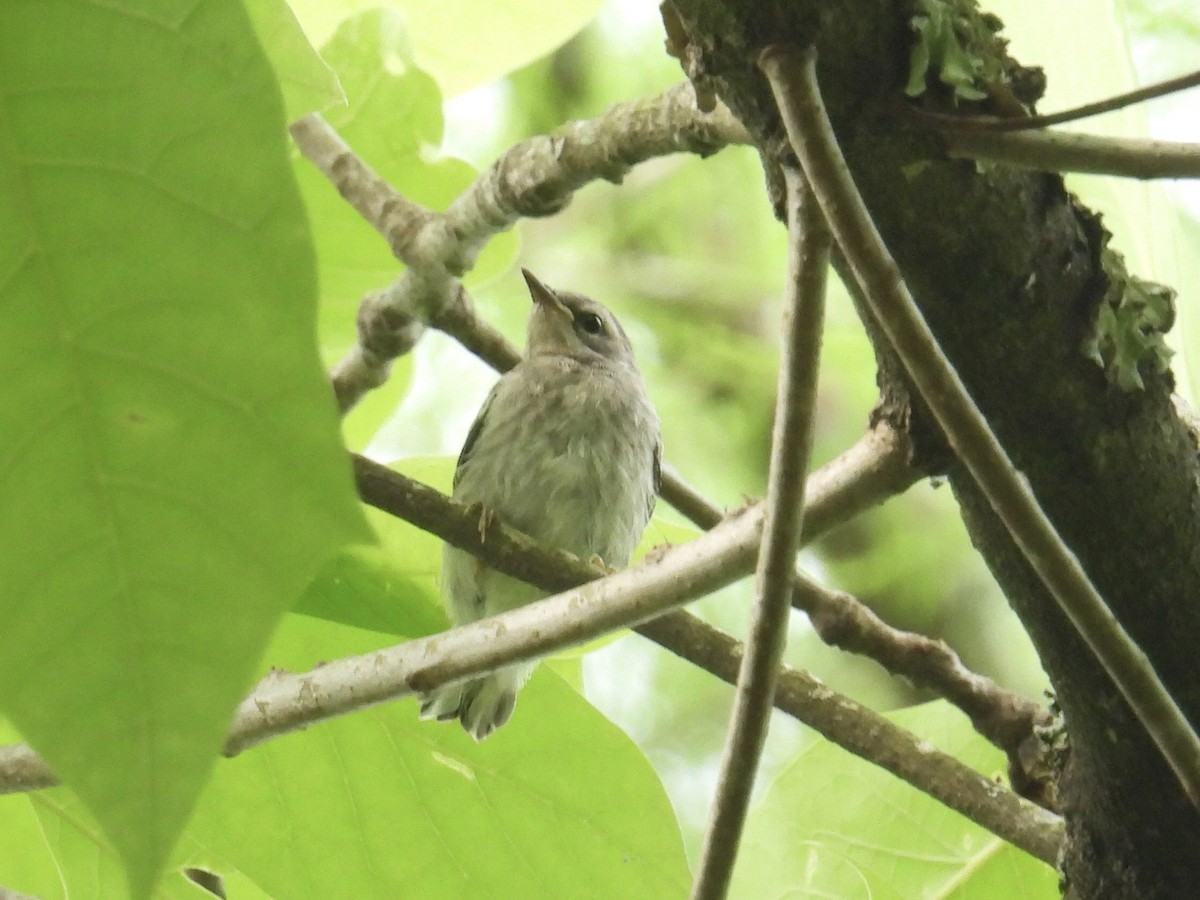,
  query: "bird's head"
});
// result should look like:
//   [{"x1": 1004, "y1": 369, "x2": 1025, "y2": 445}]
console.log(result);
[{"x1": 522, "y1": 268, "x2": 636, "y2": 367}]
